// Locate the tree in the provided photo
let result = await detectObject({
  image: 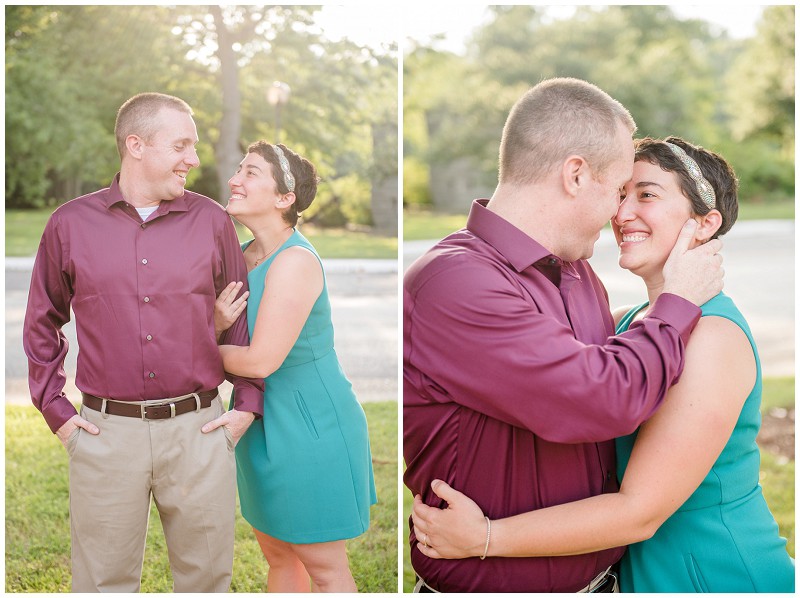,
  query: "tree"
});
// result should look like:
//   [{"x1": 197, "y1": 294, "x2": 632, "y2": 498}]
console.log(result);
[
  {"x1": 6, "y1": 6, "x2": 195, "y2": 207},
  {"x1": 170, "y1": 6, "x2": 320, "y2": 205},
  {"x1": 7, "y1": 5, "x2": 399, "y2": 228},
  {"x1": 725, "y1": 5, "x2": 794, "y2": 156},
  {"x1": 403, "y1": 5, "x2": 764, "y2": 211}
]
